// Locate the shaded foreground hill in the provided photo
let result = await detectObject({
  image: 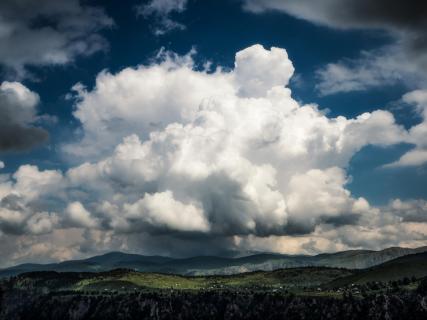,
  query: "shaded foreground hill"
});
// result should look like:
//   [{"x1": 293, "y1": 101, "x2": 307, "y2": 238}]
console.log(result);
[
  {"x1": 327, "y1": 252, "x2": 427, "y2": 287},
  {"x1": 1, "y1": 246, "x2": 426, "y2": 278}
]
